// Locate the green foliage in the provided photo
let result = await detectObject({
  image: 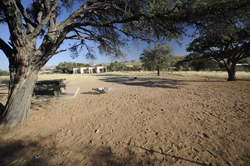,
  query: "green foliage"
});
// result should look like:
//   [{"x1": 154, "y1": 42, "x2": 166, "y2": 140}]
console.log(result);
[
  {"x1": 189, "y1": 59, "x2": 219, "y2": 71},
  {"x1": 131, "y1": 64, "x2": 142, "y2": 71},
  {"x1": 140, "y1": 43, "x2": 174, "y2": 75},
  {"x1": 238, "y1": 58, "x2": 250, "y2": 64},
  {"x1": 0, "y1": 69, "x2": 10, "y2": 76},
  {"x1": 107, "y1": 61, "x2": 128, "y2": 72},
  {"x1": 56, "y1": 61, "x2": 91, "y2": 73}
]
